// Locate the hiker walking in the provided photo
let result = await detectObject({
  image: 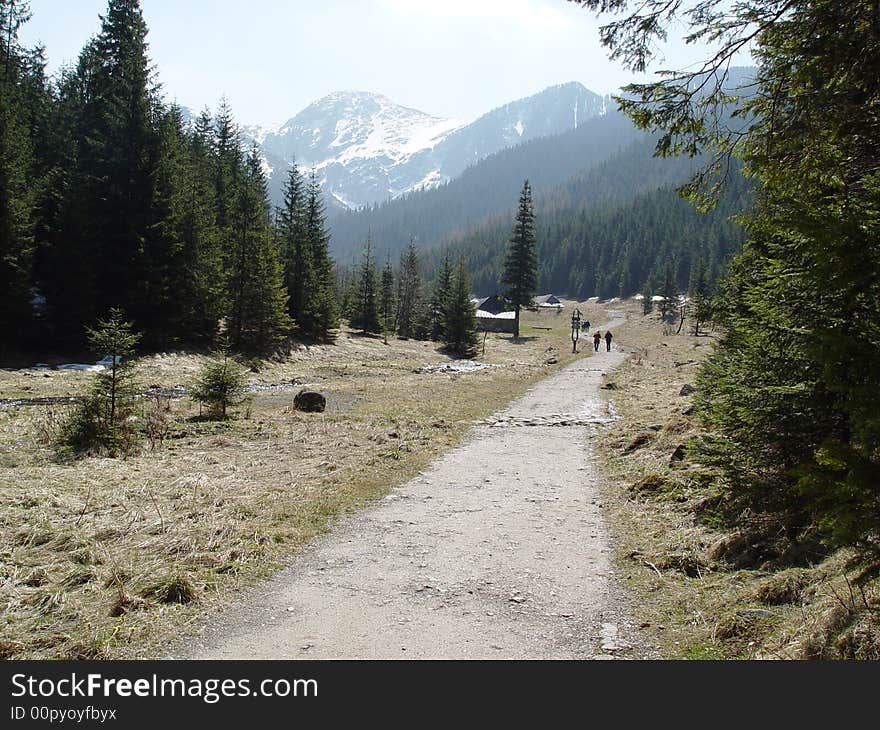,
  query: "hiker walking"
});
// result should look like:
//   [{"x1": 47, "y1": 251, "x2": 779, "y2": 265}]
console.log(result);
[
  {"x1": 593, "y1": 330, "x2": 601, "y2": 352},
  {"x1": 605, "y1": 330, "x2": 613, "y2": 352}
]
